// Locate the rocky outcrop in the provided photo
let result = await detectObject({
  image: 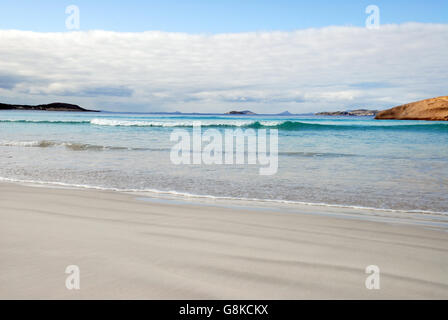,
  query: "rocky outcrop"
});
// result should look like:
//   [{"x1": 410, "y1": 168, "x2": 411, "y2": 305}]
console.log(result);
[
  {"x1": 375, "y1": 96, "x2": 448, "y2": 121},
  {"x1": 316, "y1": 109, "x2": 379, "y2": 116},
  {"x1": 0, "y1": 102, "x2": 98, "y2": 112}
]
